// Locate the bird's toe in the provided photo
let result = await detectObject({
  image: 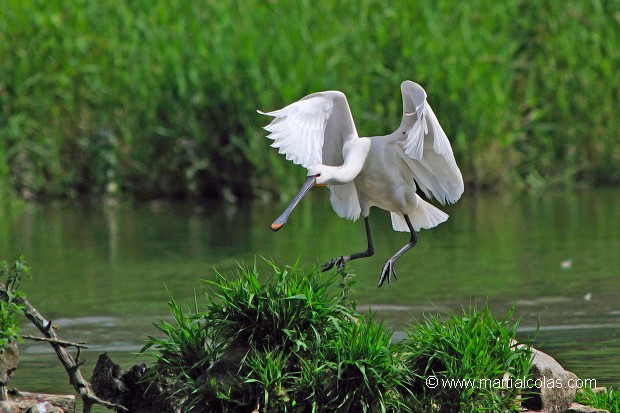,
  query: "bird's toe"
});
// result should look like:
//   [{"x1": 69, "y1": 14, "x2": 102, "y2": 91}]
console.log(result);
[
  {"x1": 321, "y1": 256, "x2": 348, "y2": 273},
  {"x1": 377, "y1": 261, "x2": 396, "y2": 287},
  {"x1": 321, "y1": 259, "x2": 337, "y2": 272},
  {"x1": 335, "y1": 257, "x2": 347, "y2": 272}
]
